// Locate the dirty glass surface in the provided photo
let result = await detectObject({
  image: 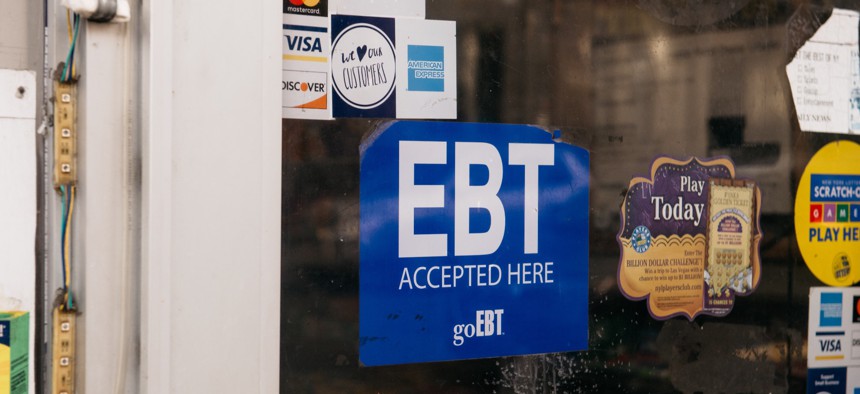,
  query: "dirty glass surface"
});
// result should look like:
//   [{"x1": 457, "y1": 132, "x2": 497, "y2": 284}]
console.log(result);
[{"x1": 281, "y1": 1, "x2": 860, "y2": 392}]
